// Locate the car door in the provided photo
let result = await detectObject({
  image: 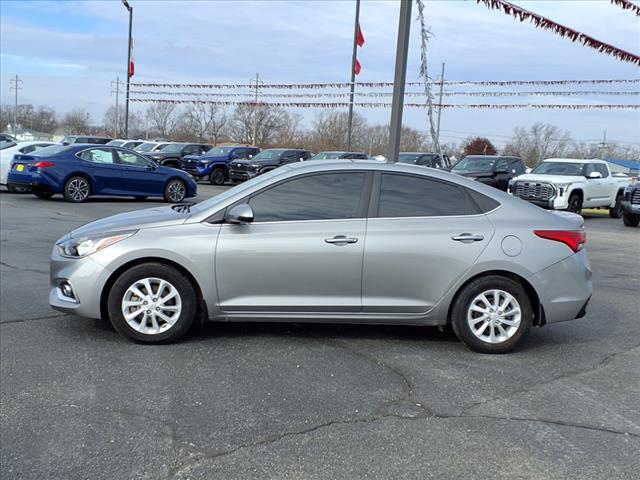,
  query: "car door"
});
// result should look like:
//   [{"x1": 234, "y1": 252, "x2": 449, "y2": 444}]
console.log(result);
[
  {"x1": 215, "y1": 171, "x2": 371, "y2": 314},
  {"x1": 492, "y1": 158, "x2": 511, "y2": 190},
  {"x1": 76, "y1": 148, "x2": 122, "y2": 194},
  {"x1": 362, "y1": 173, "x2": 494, "y2": 315},
  {"x1": 182, "y1": 145, "x2": 200, "y2": 160},
  {"x1": 279, "y1": 150, "x2": 299, "y2": 165},
  {"x1": 114, "y1": 149, "x2": 165, "y2": 195}
]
